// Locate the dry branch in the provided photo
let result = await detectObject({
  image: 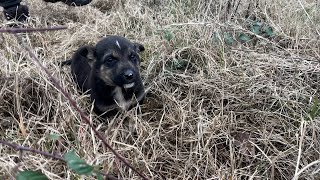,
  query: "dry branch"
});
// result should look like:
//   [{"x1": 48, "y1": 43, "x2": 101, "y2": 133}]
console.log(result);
[
  {"x1": 0, "y1": 26, "x2": 67, "y2": 33},
  {"x1": 0, "y1": 139, "x2": 64, "y2": 161}
]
